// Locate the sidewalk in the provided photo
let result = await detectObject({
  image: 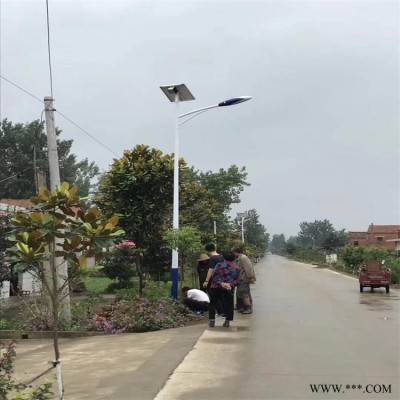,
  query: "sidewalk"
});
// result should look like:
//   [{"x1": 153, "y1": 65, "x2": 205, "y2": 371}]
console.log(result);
[
  {"x1": 154, "y1": 314, "x2": 251, "y2": 400},
  {"x1": 11, "y1": 324, "x2": 205, "y2": 400}
]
